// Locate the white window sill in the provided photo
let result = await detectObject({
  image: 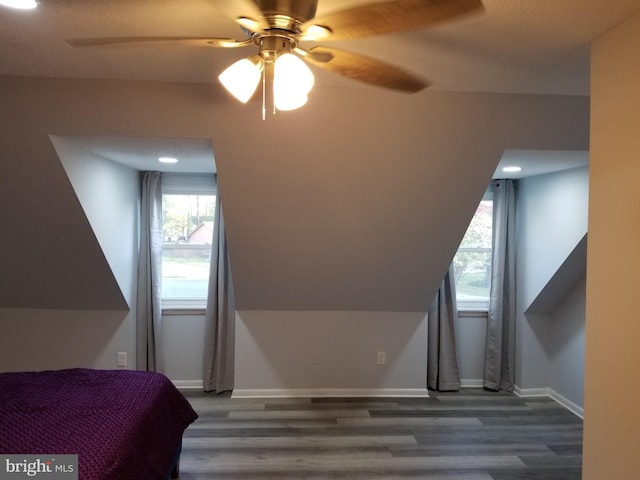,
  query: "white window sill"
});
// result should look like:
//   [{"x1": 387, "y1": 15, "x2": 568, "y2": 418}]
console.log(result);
[
  {"x1": 458, "y1": 309, "x2": 489, "y2": 318},
  {"x1": 162, "y1": 308, "x2": 206, "y2": 316},
  {"x1": 162, "y1": 300, "x2": 207, "y2": 315}
]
